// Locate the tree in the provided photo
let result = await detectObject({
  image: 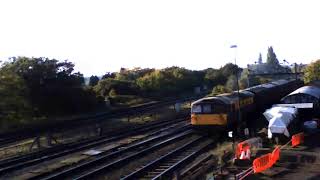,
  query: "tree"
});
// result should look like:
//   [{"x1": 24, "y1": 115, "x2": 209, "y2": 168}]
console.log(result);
[
  {"x1": 266, "y1": 46, "x2": 279, "y2": 65},
  {"x1": 102, "y1": 72, "x2": 116, "y2": 79},
  {"x1": 1, "y1": 57, "x2": 102, "y2": 116},
  {"x1": 136, "y1": 67, "x2": 199, "y2": 96},
  {"x1": 89, "y1": 75, "x2": 99, "y2": 86},
  {"x1": 225, "y1": 75, "x2": 238, "y2": 91},
  {"x1": 258, "y1": 53, "x2": 263, "y2": 64},
  {"x1": 0, "y1": 69, "x2": 32, "y2": 126},
  {"x1": 239, "y1": 68, "x2": 249, "y2": 89},
  {"x1": 204, "y1": 68, "x2": 226, "y2": 87},
  {"x1": 109, "y1": 88, "x2": 117, "y2": 97},
  {"x1": 211, "y1": 85, "x2": 230, "y2": 96},
  {"x1": 221, "y1": 63, "x2": 240, "y2": 77},
  {"x1": 114, "y1": 67, "x2": 155, "y2": 81},
  {"x1": 94, "y1": 78, "x2": 137, "y2": 97},
  {"x1": 304, "y1": 59, "x2": 320, "y2": 83}
]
